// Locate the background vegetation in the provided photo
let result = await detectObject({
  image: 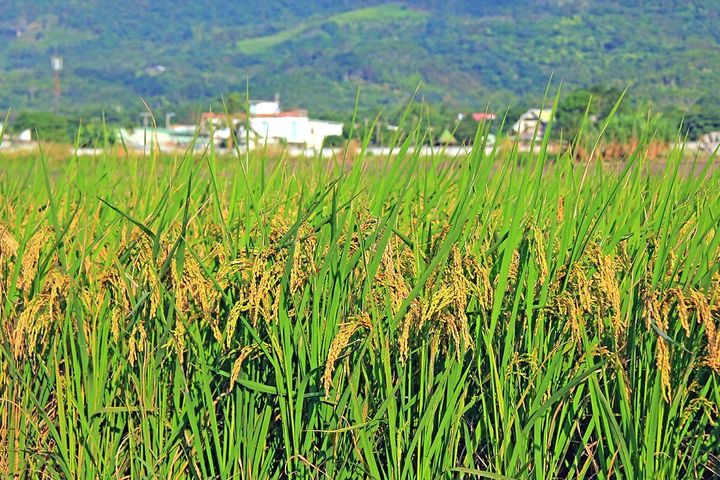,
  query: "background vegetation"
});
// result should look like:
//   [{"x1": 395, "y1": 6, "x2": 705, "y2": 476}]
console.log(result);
[{"x1": 1, "y1": 0, "x2": 719, "y2": 133}]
